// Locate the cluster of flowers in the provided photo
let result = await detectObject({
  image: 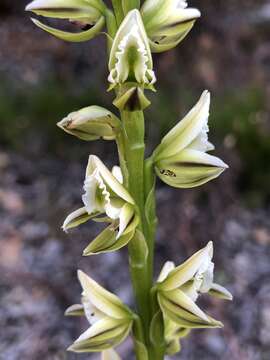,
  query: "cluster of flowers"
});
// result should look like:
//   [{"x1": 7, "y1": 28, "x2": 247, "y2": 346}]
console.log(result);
[{"x1": 25, "y1": 0, "x2": 232, "y2": 358}]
